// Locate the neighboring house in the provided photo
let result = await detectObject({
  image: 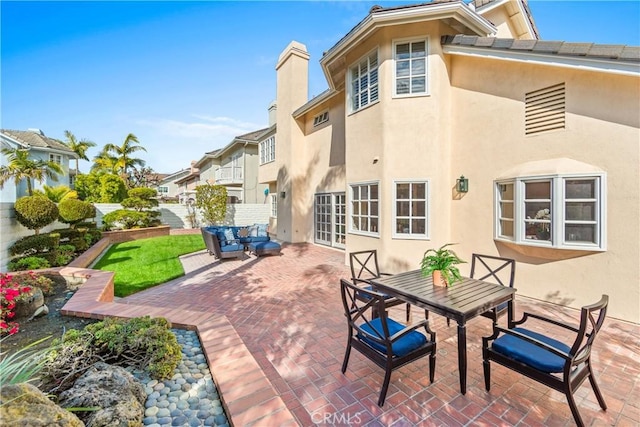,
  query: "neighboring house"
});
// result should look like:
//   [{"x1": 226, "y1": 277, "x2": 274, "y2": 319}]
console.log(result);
[
  {"x1": 174, "y1": 162, "x2": 201, "y2": 205},
  {"x1": 188, "y1": 129, "x2": 270, "y2": 205},
  {"x1": 0, "y1": 128, "x2": 77, "y2": 201},
  {"x1": 260, "y1": 0, "x2": 640, "y2": 322},
  {"x1": 154, "y1": 168, "x2": 191, "y2": 201}
]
